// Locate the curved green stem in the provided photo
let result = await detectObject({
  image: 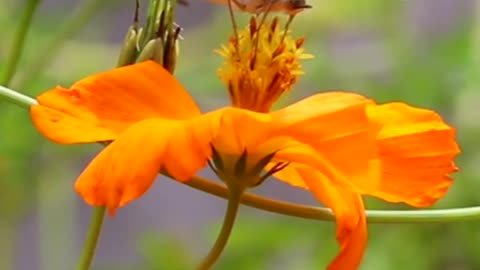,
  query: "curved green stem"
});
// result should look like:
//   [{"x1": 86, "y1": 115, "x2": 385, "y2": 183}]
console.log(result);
[
  {"x1": 15, "y1": 0, "x2": 113, "y2": 89},
  {"x1": 1, "y1": 86, "x2": 480, "y2": 224},
  {"x1": 185, "y1": 176, "x2": 480, "y2": 224},
  {"x1": 76, "y1": 206, "x2": 106, "y2": 270},
  {"x1": 0, "y1": 0, "x2": 42, "y2": 86},
  {"x1": 187, "y1": 176, "x2": 334, "y2": 221},
  {"x1": 196, "y1": 188, "x2": 243, "y2": 270}
]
